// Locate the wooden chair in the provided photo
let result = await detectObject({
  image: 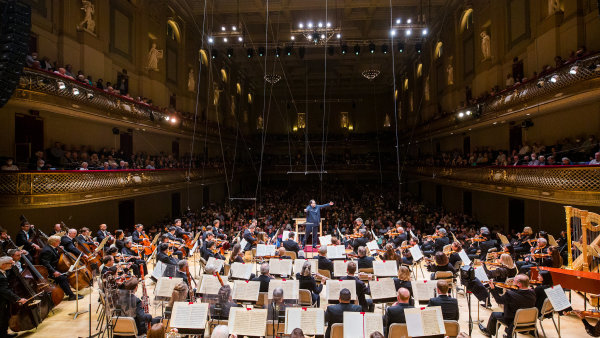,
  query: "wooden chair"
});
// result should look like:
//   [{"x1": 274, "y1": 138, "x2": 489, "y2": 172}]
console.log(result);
[
  {"x1": 496, "y1": 307, "x2": 538, "y2": 338},
  {"x1": 256, "y1": 292, "x2": 268, "y2": 308},
  {"x1": 433, "y1": 271, "x2": 455, "y2": 296},
  {"x1": 331, "y1": 323, "x2": 344, "y2": 338},
  {"x1": 111, "y1": 317, "x2": 138, "y2": 337},
  {"x1": 538, "y1": 298, "x2": 560, "y2": 337},
  {"x1": 223, "y1": 263, "x2": 230, "y2": 277},
  {"x1": 444, "y1": 320, "x2": 460, "y2": 338},
  {"x1": 358, "y1": 267, "x2": 373, "y2": 281},
  {"x1": 389, "y1": 323, "x2": 409, "y2": 337},
  {"x1": 266, "y1": 320, "x2": 286, "y2": 337},
  {"x1": 299, "y1": 289, "x2": 314, "y2": 307},
  {"x1": 285, "y1": 250, "x2": 297, "y2": 260}
]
